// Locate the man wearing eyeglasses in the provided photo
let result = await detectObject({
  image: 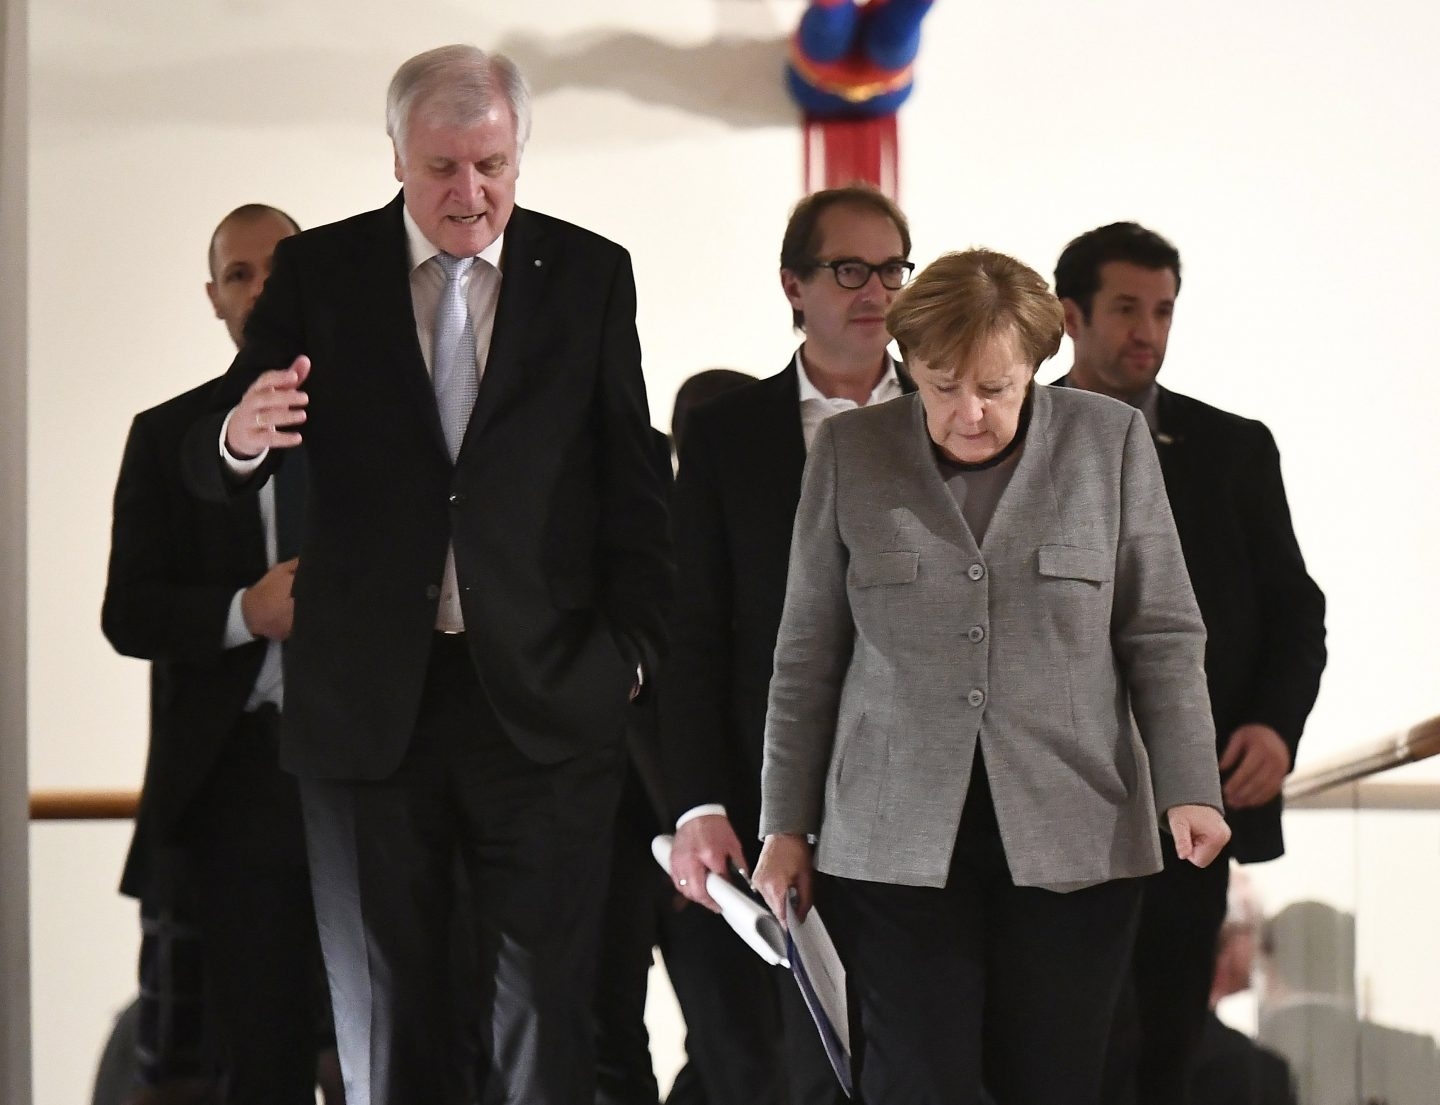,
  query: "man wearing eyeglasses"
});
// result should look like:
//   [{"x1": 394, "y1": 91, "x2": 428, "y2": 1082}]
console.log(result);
[{"x1": 659, "y1": 185, "x2": 914, "y2": 1105}]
